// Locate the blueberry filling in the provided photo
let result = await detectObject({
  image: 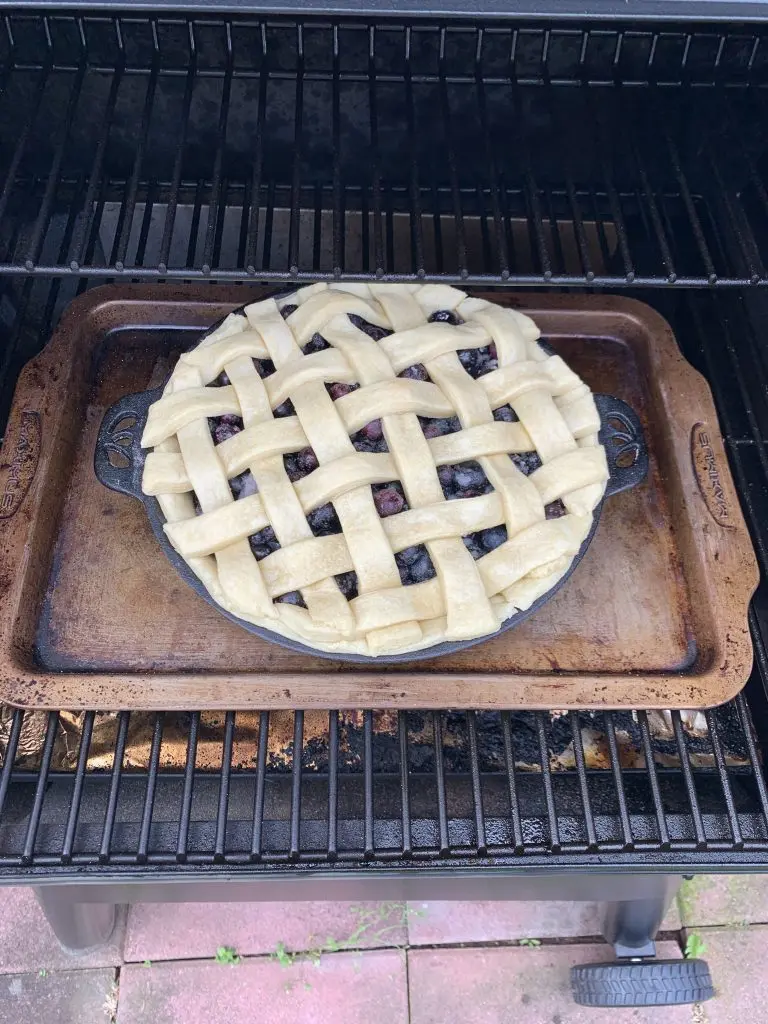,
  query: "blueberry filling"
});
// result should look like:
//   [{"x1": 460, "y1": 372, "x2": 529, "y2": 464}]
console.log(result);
[
  {"x1": 249, "y1": 525, "x2": 280, "y2": 560},
  {"x1": 439, "y1": 461, "x2": 493, "y2": 500},
  {"x1": 457, "y1": 344, "x2": 498, "y2": 379},
  {"x1": 545, "y1": 499, "x2": 567, "y2": 520},
  {"x1": 372, "y1": 482, "x2": 408, "y2": 516},
  {"x1": 273, "y1": 398, "x2": 295, "y2": 418},
  {"x1": 308, "y1": 502, "x2": 342, "y2": 537},
  {"x1": 493, "y1": 405, "x2": 519, "y2": 422},
  {"x1": 212, "y1": 371, "x2": 229, "y2": 387},
  {"x1": 510, "y1": 451, "x2": 542, "y2": 476},
  {"x1": 335, "y1": 570, "x2": 359, "y2": 600},
  {"x1": 284, "y1": 447, "x2": 318, "y2": 482},
  {"x1": 462, "y1": 534, "x2": 485, "y2": 560},
  {"x1": 398, "y1": 363, "x2": 430, "y2": 381},
  {"x1": 253, "y1": 357, "x2": 275, "y2": 378},
  {"x1": 304, "y1": 332, "x2": 330, "y2": 354},
  {"x1": 419, "y1": 415, "x2": 461, "y2": 439},
  {"x1": 428, "y1": 309, "x2": 464, "y2": 325},
  {"x1": 351, "y1": 419, "x2": 388, "y2": 453},
  {"x1": 276, "y1": 590, "x2": 307, "y2": 607},
  {"x1": 326, "y1": 382, "x2": 360, "y2": 401},
  {"x1": 348, "y1": 314, "x2": 393, "y2": 342},
  {"x1": 230, "y1": 470, "x2": 257, "y2": 500},
  {"x1": 462, "y1": 525, "x2": 509, "y2": 560},
  {"x1": 208, "y1": 414, "x2": 243, "y2": 445},
  {"x1": 280, "y1": 304, "x2": 298, "y2": 319},
  {"x1": 479, "y1": 524, "x2": 508, "y2": 550},
  {"x1": 395, "y1": 545, "x2": 437, "y2": 585}
]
